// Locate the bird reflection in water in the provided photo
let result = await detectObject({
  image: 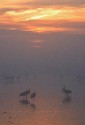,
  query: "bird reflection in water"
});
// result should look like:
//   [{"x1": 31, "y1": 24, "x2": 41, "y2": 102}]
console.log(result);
[
  {"x1": 19, "y1": 99, "x2": 36, "y2": 111},
  {"x1": 31, "y1": 103, "x2": 36, "y2": 110},
  {"x1": 19, "y1": 99, "x2": 30, "y2": 105},
  {"x1": 62, "y1": 95, "x2": 72, "y2": 104}
]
